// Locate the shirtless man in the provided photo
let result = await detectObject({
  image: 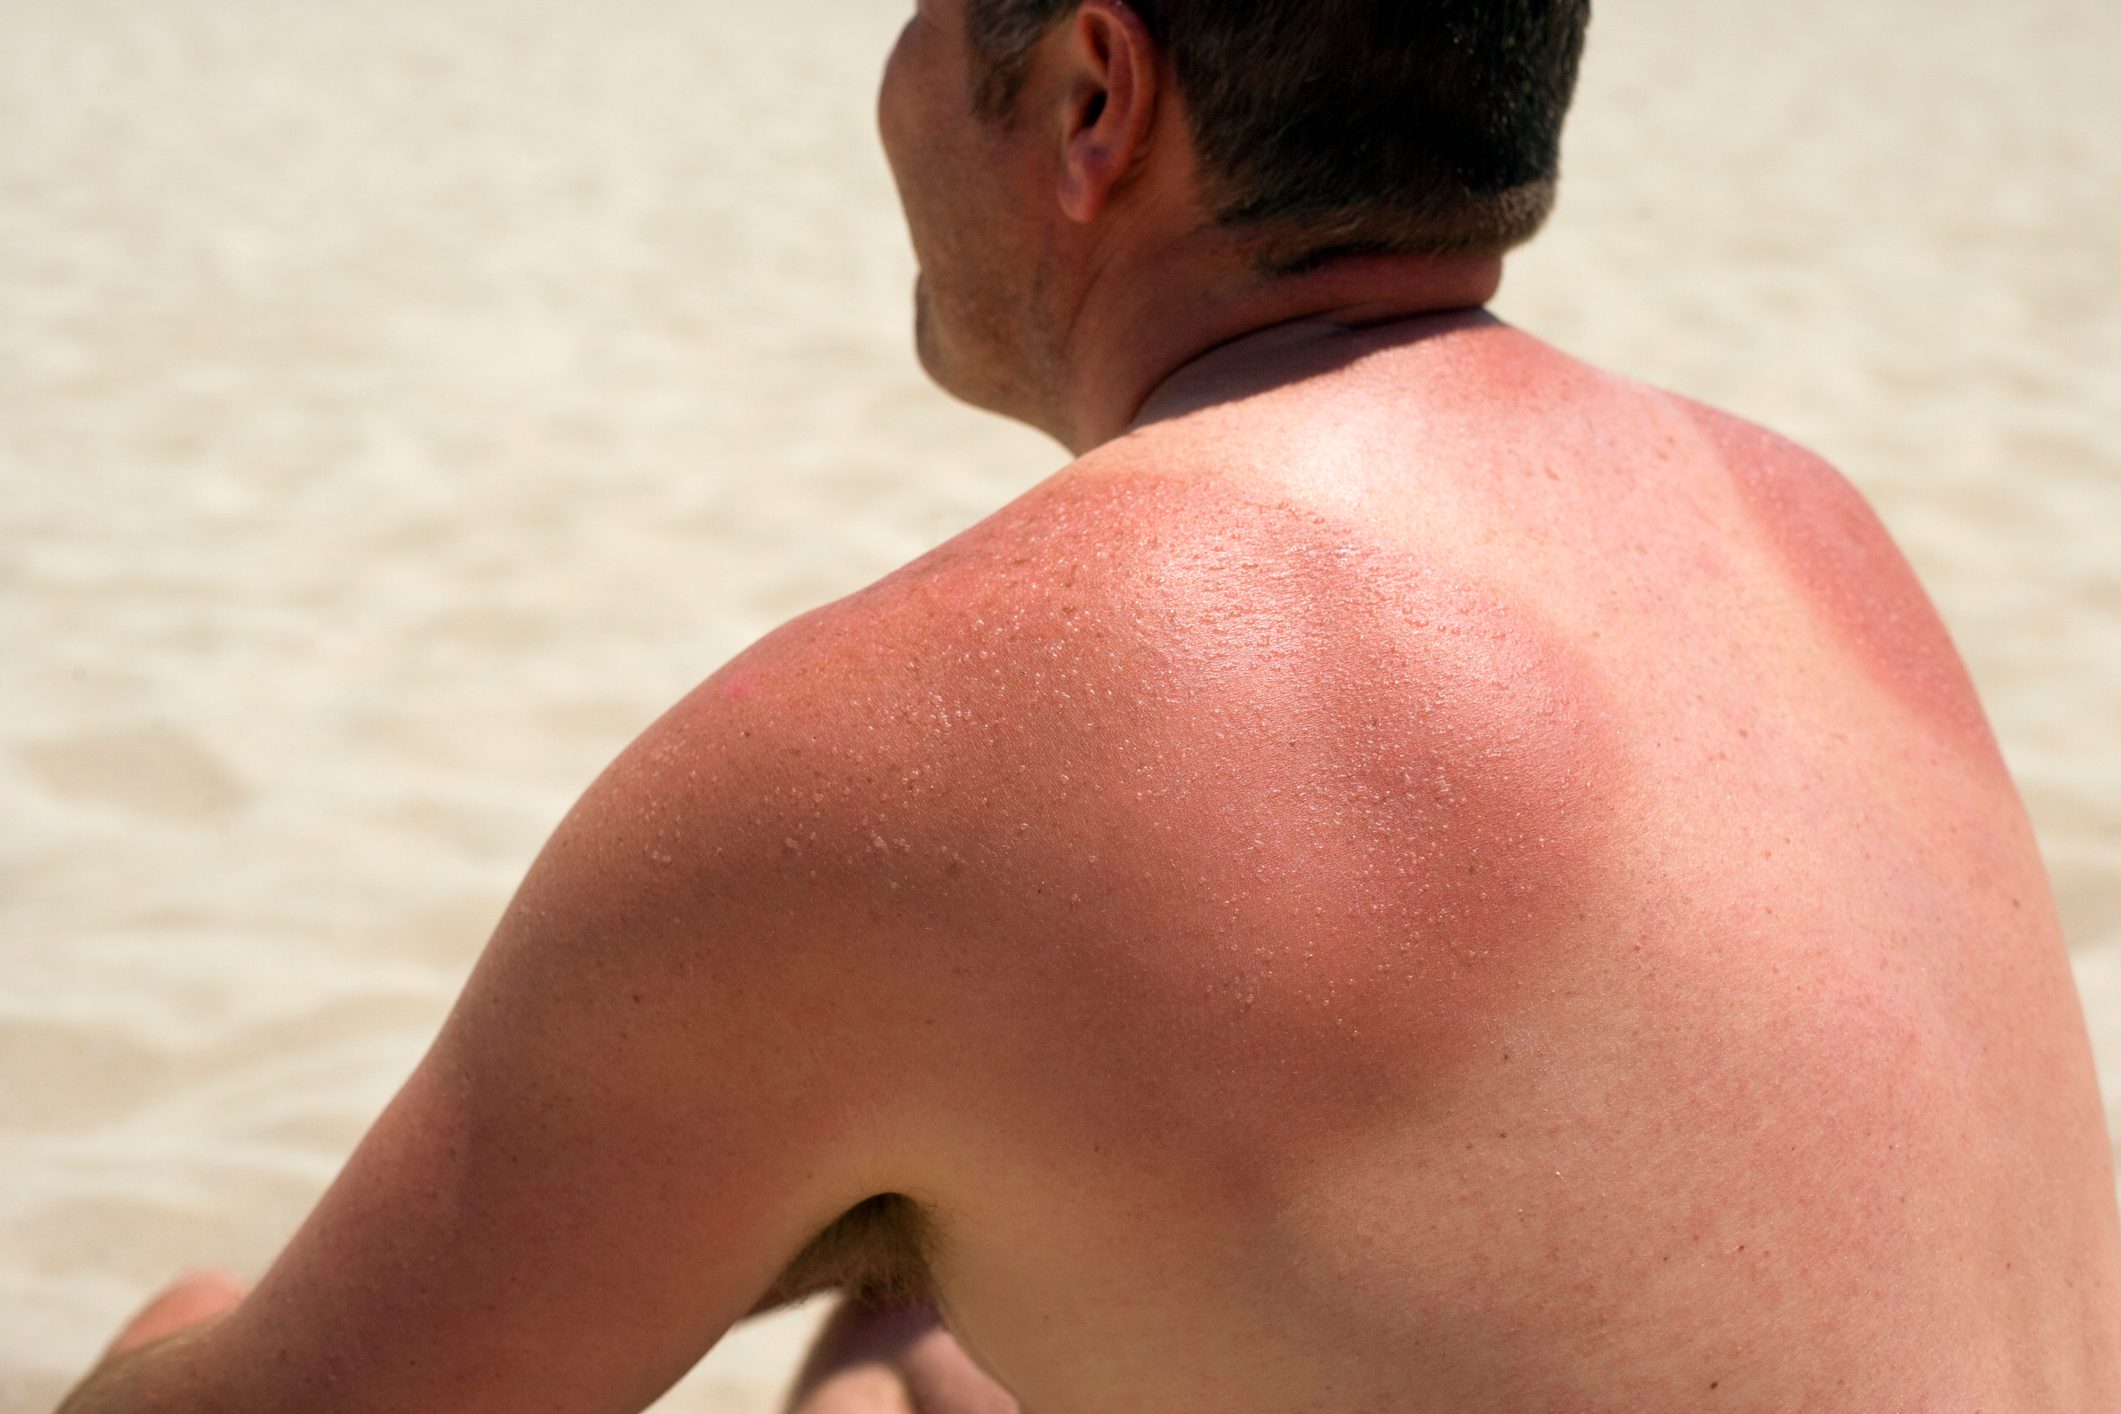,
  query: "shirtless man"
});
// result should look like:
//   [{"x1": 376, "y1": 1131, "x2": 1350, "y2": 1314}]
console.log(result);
[{"x1": 59, "y1": 0, "x2": 2121, "y2": 1410}]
